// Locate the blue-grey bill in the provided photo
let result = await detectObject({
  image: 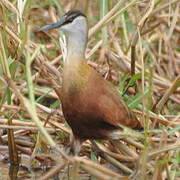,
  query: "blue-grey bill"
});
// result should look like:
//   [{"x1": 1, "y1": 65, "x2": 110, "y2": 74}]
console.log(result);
[
  {"x1": 38, "y1": 20, "x2": 64, "y2": 31},
  {"x1": 38, "y1": 23, "x2": 58, "y2": 31}
]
